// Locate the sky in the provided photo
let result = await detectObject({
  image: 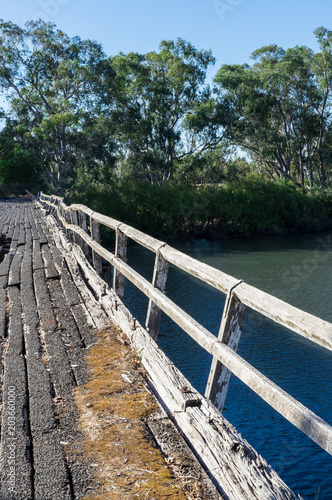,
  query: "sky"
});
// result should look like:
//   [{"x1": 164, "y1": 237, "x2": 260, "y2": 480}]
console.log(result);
[{"x1": 0, "y1": 0, "x2": 331, "y2": 82}]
